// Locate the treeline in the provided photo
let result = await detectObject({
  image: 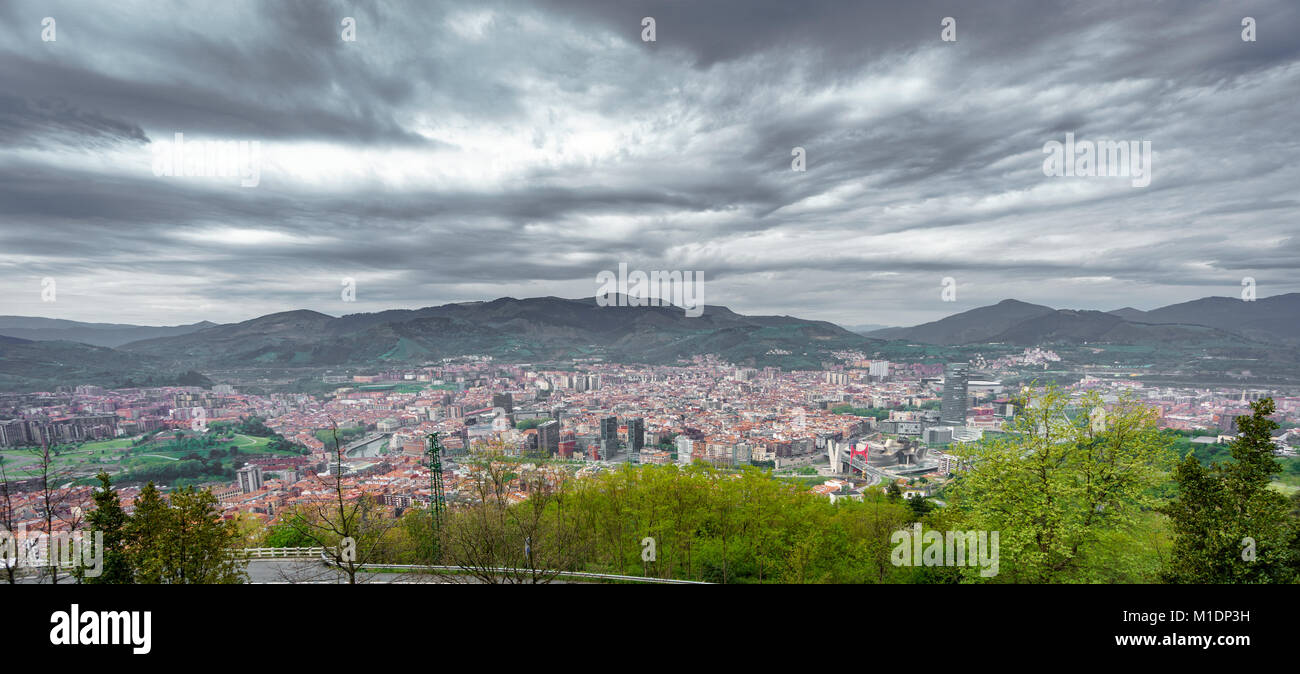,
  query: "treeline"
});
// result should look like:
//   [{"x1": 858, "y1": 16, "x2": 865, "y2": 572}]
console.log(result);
[
  {"x1": 150, "y1": 431, "x2": 230, "y2": 454},
  {"x1": 830, "y1": 405, "x2": 890, "y2": 420},
  {"x1": 265, "y1": 461, "x2": 927, "y2": 583},
  {"x1": 218, "y1": 416, "x2": 276, "y2": 437},
  {"x1": 469, "y1": 463, "x2": 924, "y2": 583},
  {"x1": 117, "y1": 458, "x2": 235, "y2": 488},
  {"x1": 830, "y1": 402, "x2": 939, "y2": 420},
  {"x1": 115, "y1": 369, "x2": 213, "y2": 389},
  {"x1": 75, "y1": 472, "x2": 246, "y2": 584},
  {"x1": 1167, "y1": 428, "x2": 1300, "y2": 481}
]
